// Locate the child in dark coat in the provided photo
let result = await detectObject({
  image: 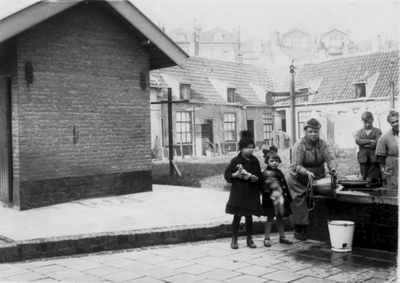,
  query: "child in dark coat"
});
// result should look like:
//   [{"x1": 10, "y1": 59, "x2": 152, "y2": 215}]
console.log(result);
[
  {"x1": 261, "y1": 148, "x2": 293, "y2": 247},
  {"x1": 225, "y1": 131, "x2": 263, "y2": 249}
]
